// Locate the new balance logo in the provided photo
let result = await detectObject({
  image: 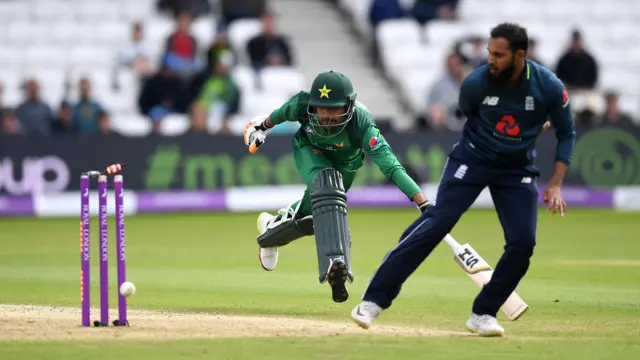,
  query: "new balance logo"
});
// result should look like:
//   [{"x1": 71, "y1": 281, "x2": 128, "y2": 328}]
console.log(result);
[
  {"x1": 454, "y1": 165, "x2": 468, "y2": 180},
  {"x1": 482, "y1": 96, "x2": 499, "y2": 106},
  {"x1": 521, "y1": 177, "x2": 532, "y2": 184},
  {"x1": 525, "y1": 96, "x2": 535, "y2": 111}
]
